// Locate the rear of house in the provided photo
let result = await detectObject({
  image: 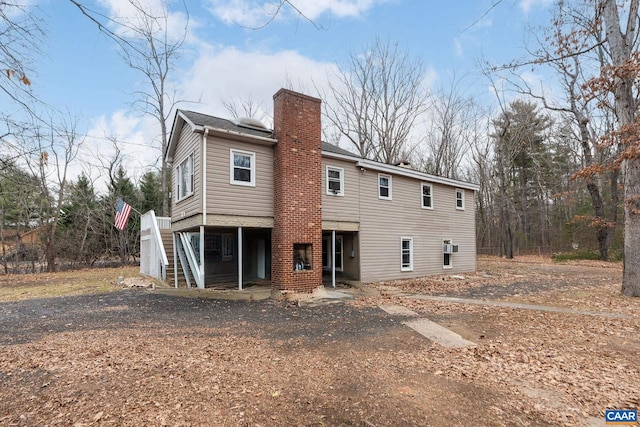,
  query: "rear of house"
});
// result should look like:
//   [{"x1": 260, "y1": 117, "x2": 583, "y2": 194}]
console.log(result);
[{"x1": 153, "y1": 88, "x2": 478, "y2": 294}]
